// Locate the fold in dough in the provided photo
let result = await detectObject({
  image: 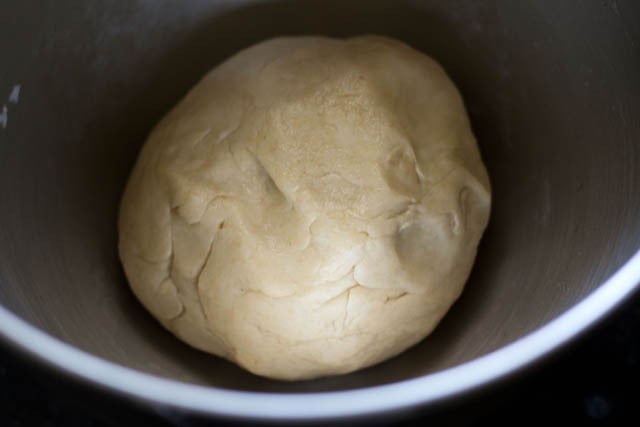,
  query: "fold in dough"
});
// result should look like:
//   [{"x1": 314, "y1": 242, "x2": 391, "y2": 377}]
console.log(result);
[{"x1": 118, "y1": 35, "x2": 491, "y2": 380}]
